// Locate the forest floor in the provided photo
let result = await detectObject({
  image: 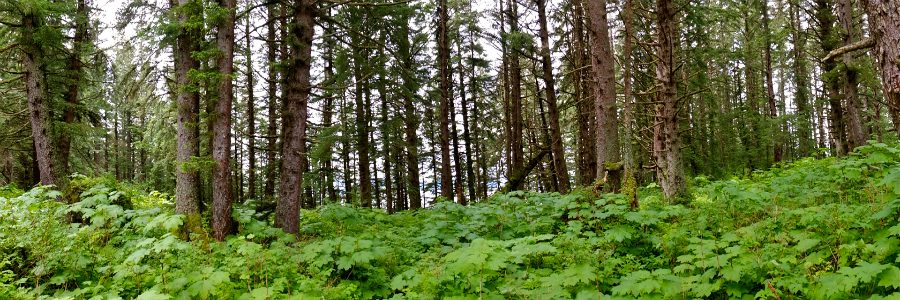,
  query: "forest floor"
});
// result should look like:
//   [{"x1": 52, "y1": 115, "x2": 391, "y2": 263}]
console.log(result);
[{"x1": 3, "y1": 143, "x2": 900, "y2": 299}]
